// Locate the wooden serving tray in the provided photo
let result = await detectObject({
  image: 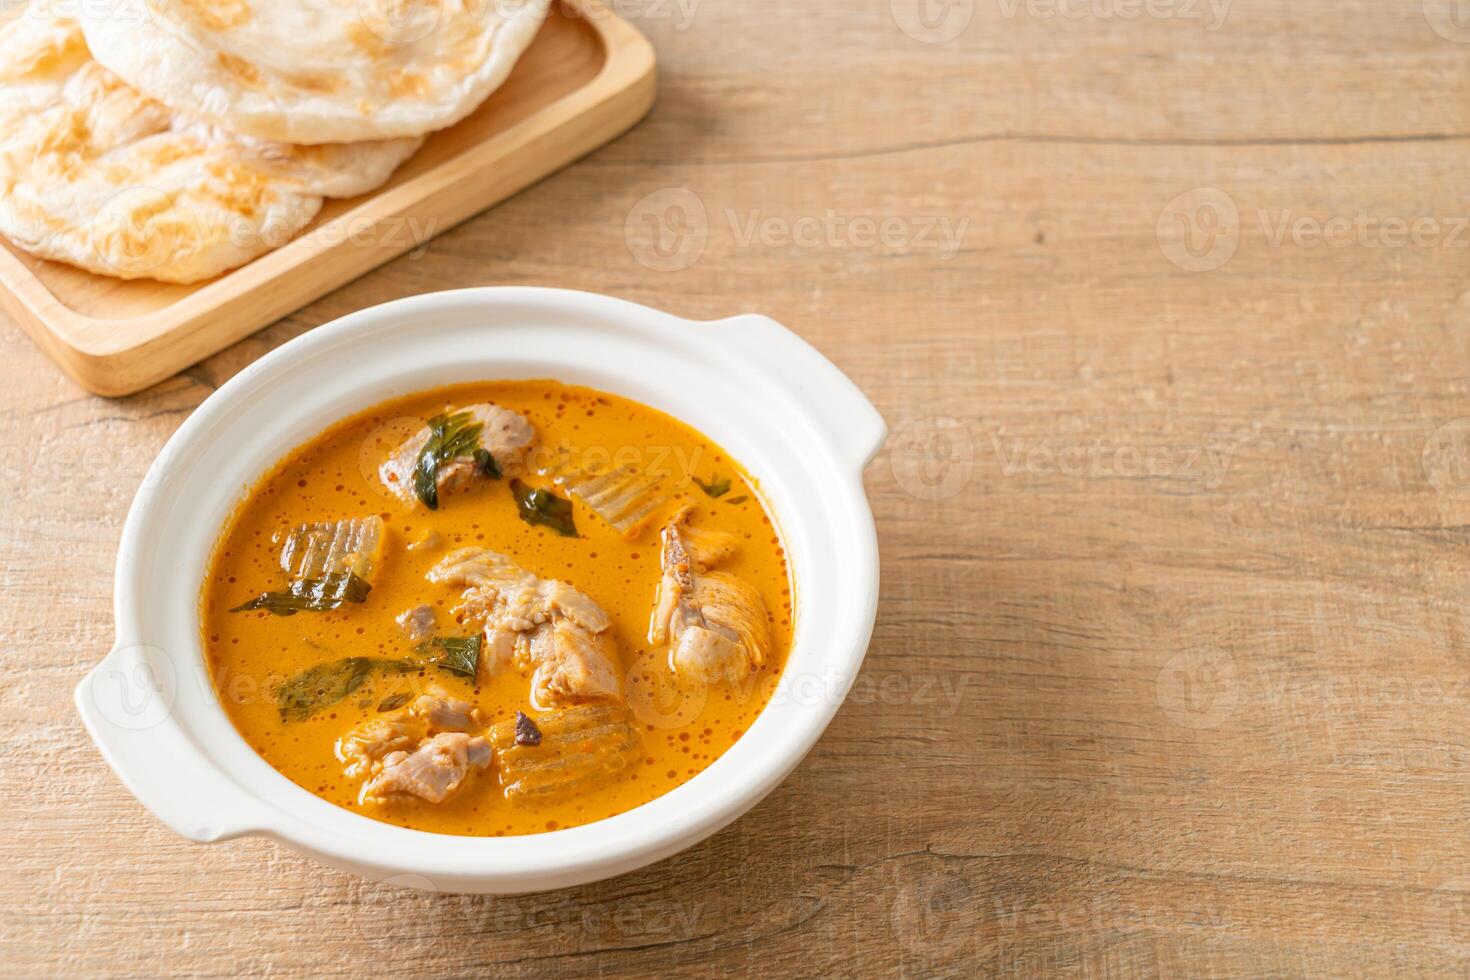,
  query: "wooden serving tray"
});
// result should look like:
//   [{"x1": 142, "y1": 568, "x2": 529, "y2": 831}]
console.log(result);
[{"x1": 0, "y1": 0, "x2": 655, "y2": 396}]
